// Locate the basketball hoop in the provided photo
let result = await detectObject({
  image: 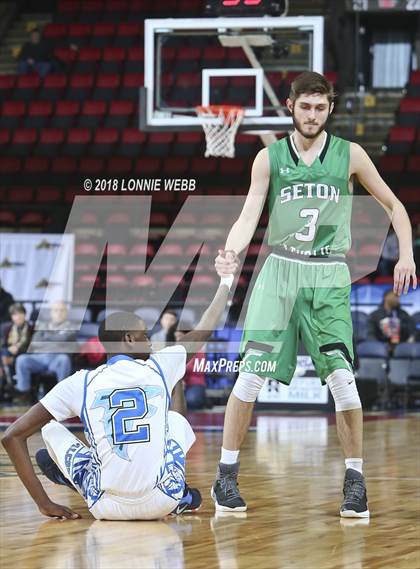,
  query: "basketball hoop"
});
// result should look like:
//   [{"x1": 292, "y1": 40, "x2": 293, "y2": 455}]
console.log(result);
[{"x1": 196, "y1": 105, "x2": 244, "y2": 158}]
